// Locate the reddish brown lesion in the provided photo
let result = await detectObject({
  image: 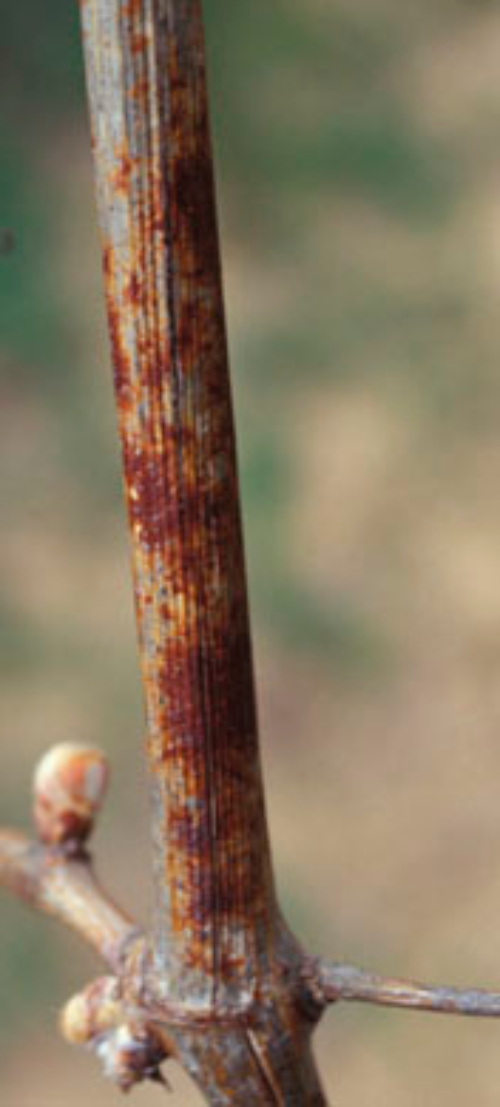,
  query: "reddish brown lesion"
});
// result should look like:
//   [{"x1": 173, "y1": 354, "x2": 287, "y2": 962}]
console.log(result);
[
  {"x1": 130, "y1": 30, "x2": 149, "y2": 55},
  {"x1": 129, "y1": 76, "x2": 150, "y2": 105},
  {"x1": 121, "y1": 0, "x2": 143, "y2": 18},
  {"x1": 89, "y1": 0, "x2": 277, "y2": 1006},
  {"x1": 110, "y1": 147, "x2": 134, "y2": 196},
  {"x1": 124, "y1": 272, "x2": 142, "y2": 308}
]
